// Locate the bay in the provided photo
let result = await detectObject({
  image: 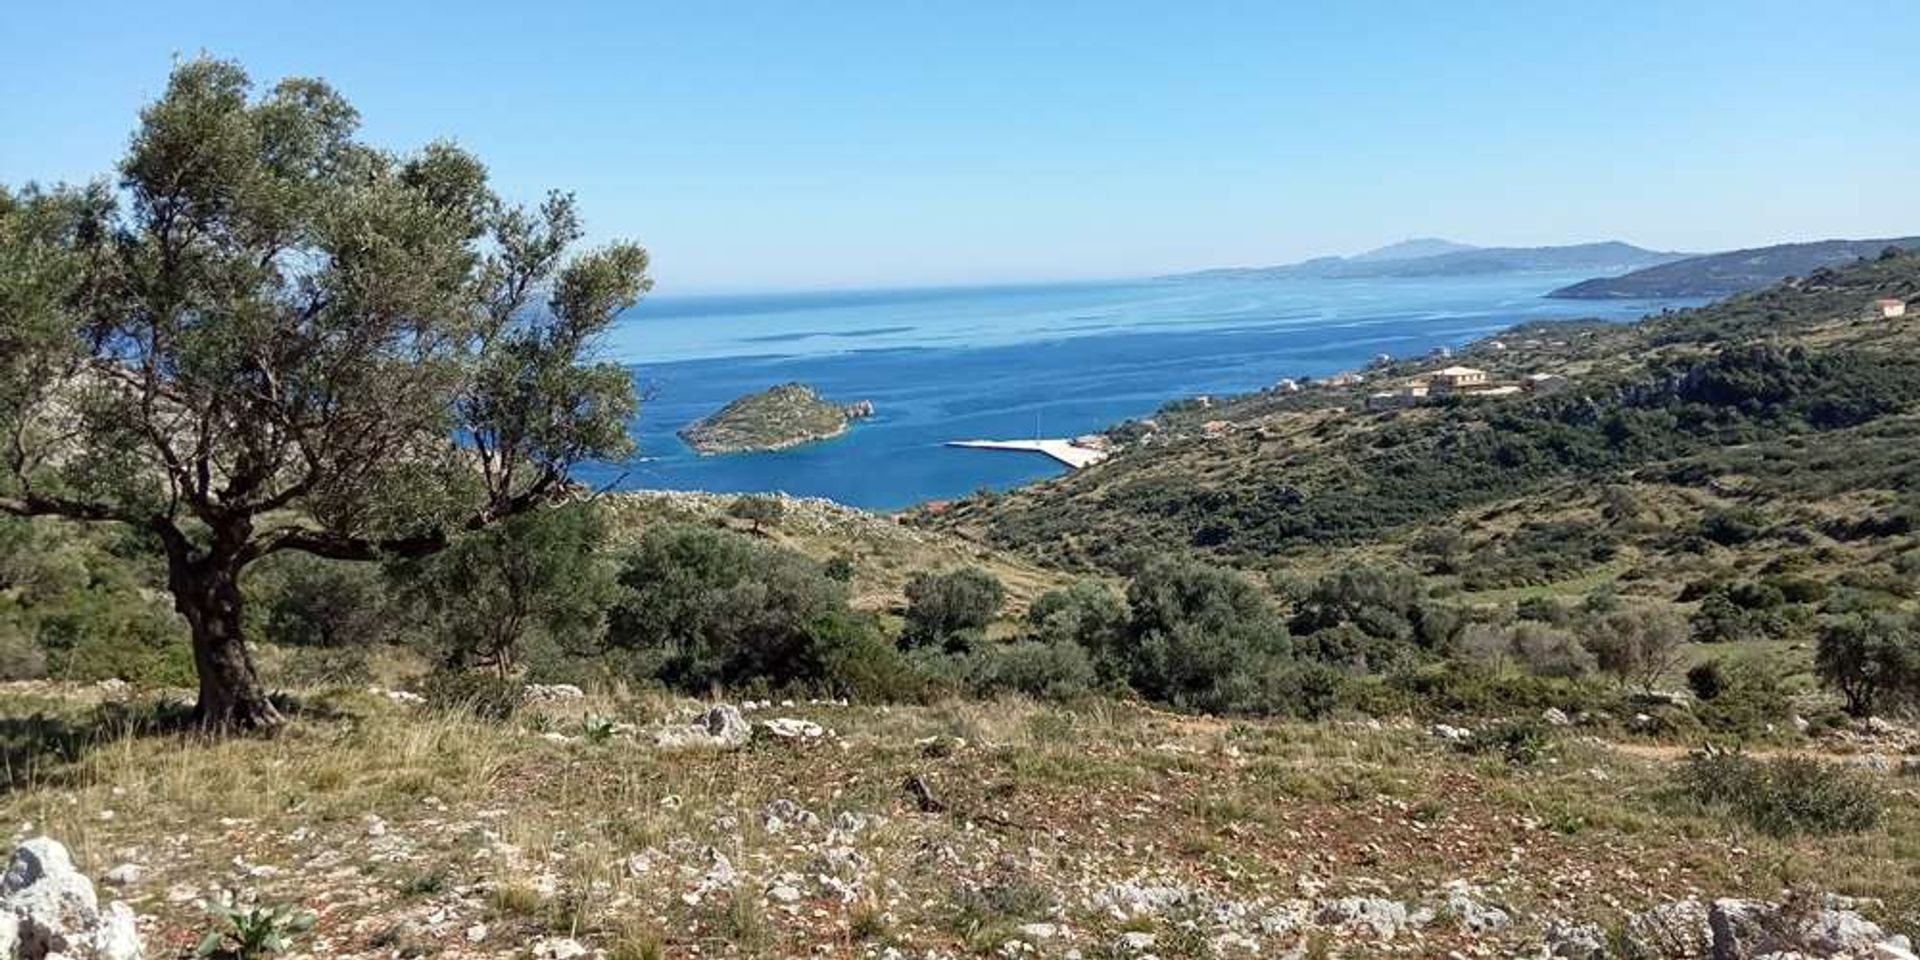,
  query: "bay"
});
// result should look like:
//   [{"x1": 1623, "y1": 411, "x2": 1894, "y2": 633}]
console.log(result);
[{"x1": 575, "y1": 272, "x2": 1696, "y2": 509}]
